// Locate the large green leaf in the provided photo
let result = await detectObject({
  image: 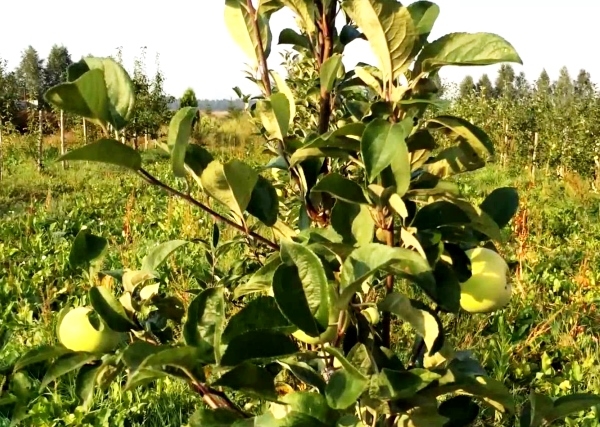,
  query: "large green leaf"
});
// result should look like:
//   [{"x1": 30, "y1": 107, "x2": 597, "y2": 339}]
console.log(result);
[
  {"x1": 339, "y1": 243, "x2": 435, "y2": 307},
  {"x1": 326, "y1": 369, "x2": 369, "y2": 410},
  {"x1": 189, "y1": 408, "x2": 245, "y2": 427},
  {"x1": 278, "y1": 0, "x2": 317, "y2": 37},
  {"x1": 256, "y1": 92, "x2": 290, "y2": 141},
  {"x1": 201, "y1": 160, "x2": 259, "y2": 222},
  {"x1": 270, "y1": 70, "x2": 296, "y2": 126},
  {"x1": 224, "y1": 0, "x2": 272, "y2": 68},
  {"x1": 379, "y1": 292, "x2": 444, "y2": 356},
  {"x1": 213, "y1": 362, "x2": 277, "y2": 401},
  {"x1": 320, "y1": 54, "x2": 343, "y2": 92},
  {"x1": 220, "y1": 331, "x2": 299, "y2": 366},
  {"x1": 376, "y1": 368, "x2": 441, "y2": 400},
  {"x1": 13, "y1": 346, "x2": 72, "y2": 373},
  {"x1": 44, "y1": 69, "x2": 111, "y2": 129},
  {"x1": 183, "y1": 287, "x2": 225, "y2": 363},
  {"x1": 69, "y1": 229, "x2": 108, "y2": 269},
  {"x1": 341, "y1": 0, "x2": 417, "y2": 83},
  {"x1": 311, "y1": 173, "x2": 369, "y2": 204},
  {"x1": 246, "y1": 175, "x2": 279, "y2": 226},
  {"x1": 168, "y1": 107, "x2": 198, "y2": 178},
  {"x1": 415, "y1": 32, "x2": 522, "y2": 74},
  {"x1": 272, "y1": 240, "x2": 330, "y2": 336},
  {"x1": 426, "y1": 115, "x2": 495, "y2": 162},
  {"x1": 522, "y1": 392, "x2": 600, "y2": 427},
  {"x1": 479, "y1": 187, "x2": 519, "y2": 229},
  {"x1": 233, "y1": 254, "x2": 282, "y2": 298},
  {"x1": 421, "y1": 145, "x2": 485, "y2": 178},
  {"x1": 408, "y1": 1, "x2": 439, "y2": 41},
  {"x1": 330, "y1": 201, "x2": 375, "y2": 246},
  {"x1": 75, "y1": 363, "x2": 101, "y2": 409},
  {"x1": 89, "y1": 286, "x2": 136, "y2": 332},
  {"x1": 137, "y1": 345, "x2": 212, "y2": 376},
  {"x1": 361, "y1": 118, "x2": 413, "y2": 183},
  {"x1": 141, "y1": 240, "x2": 188, "y2": 274},
  {"x1": 278, "y1": 28, "x2": 312, "y2": 51},
  {"x1": 221, "y1": 296, "x2": 295, "y2": 344},
  {"x1": 39, "y1": 353, "x2": 99, "y2": 391},
  {"x1": 58, "y1": 138, "x2": 142, "y2": 171},
  {"x1": 277, "y1": 359, "x2": 326, "y2": 393}
]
